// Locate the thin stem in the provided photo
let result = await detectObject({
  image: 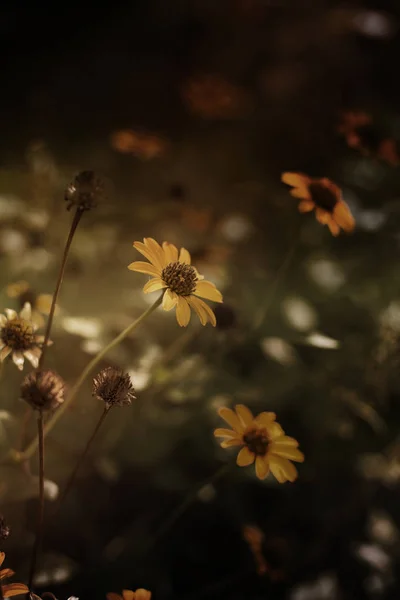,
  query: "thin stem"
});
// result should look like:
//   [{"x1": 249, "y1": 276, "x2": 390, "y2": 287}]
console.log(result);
[
  {"x1": 38, "y1": 208, "x2": 83, "y2": 369},
  {"x1": 54, "y1": 407, "x2": 109, "y2": 513},
  {"x1": 28, "y1": 411, "x2": 44, "y2": 591},
  {"x1": 21, "y1": 295, "x2": 163, "y2": 461},
  {"x1": 144, "y1": 463, "x2": 230, "y2": 555}
]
